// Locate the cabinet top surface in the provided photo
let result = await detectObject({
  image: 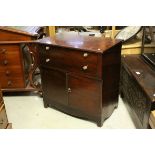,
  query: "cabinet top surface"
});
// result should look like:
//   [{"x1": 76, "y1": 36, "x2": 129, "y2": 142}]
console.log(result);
[
  {"x1": 122, "y1": 54, "x2": 155, "y2": 102},
  {"x1": 37, "y1": 34, "x2": 122, "y2": 53},
  {"x1": 0, "y1": 26, "x2": 41, "y2": 36}
]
